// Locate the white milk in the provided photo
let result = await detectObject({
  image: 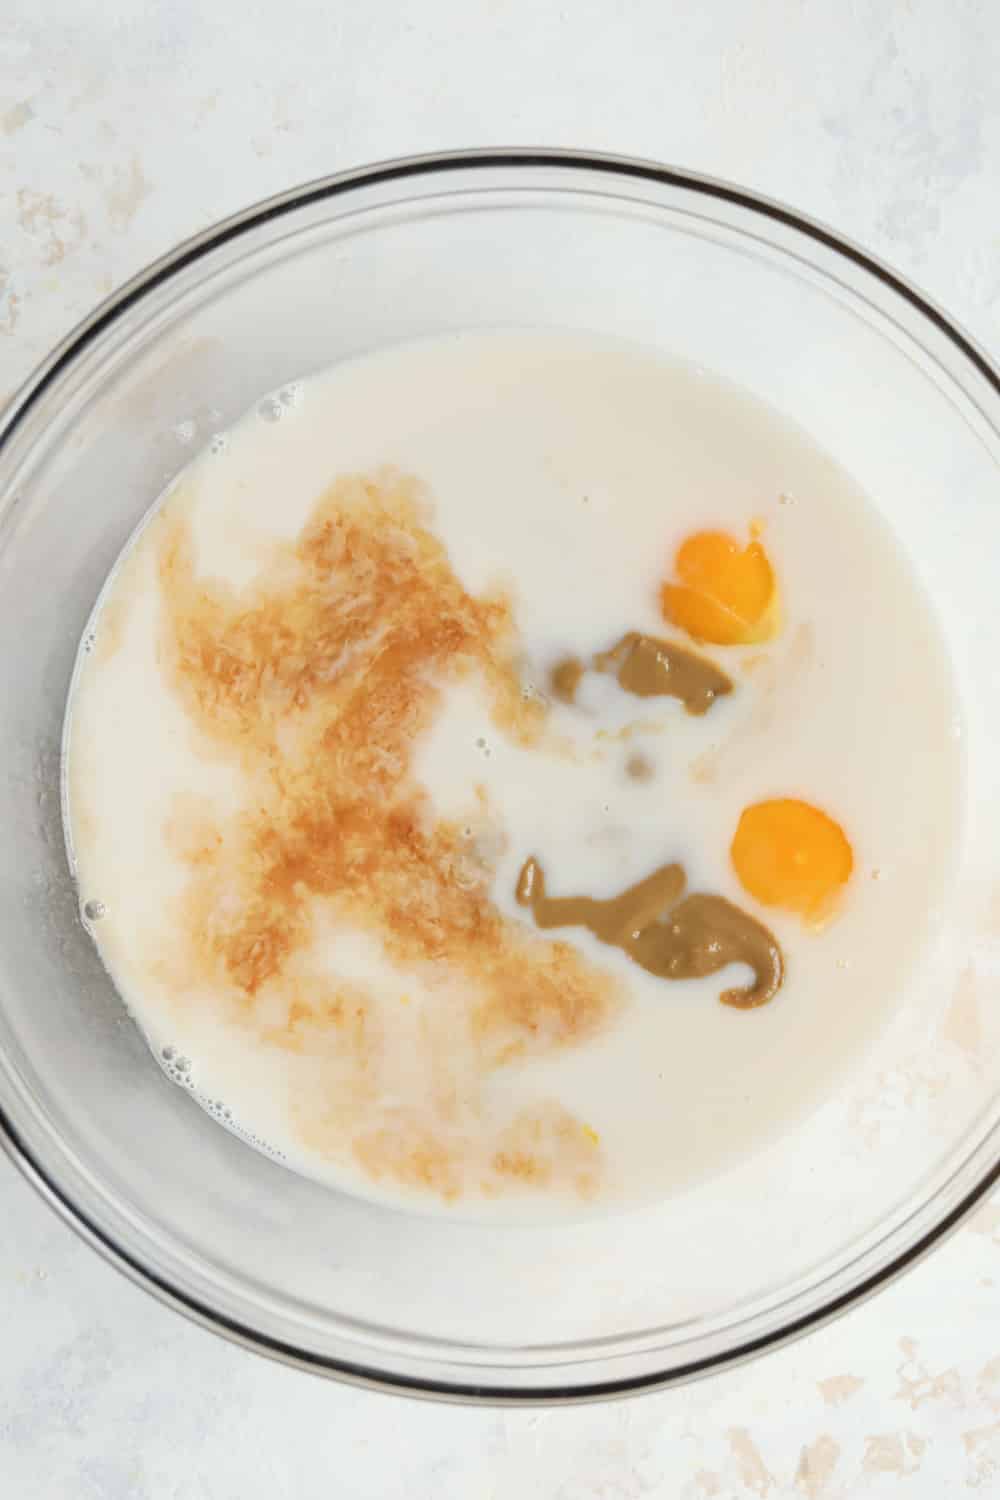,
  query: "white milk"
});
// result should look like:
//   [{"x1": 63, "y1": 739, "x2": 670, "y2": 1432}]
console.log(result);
[{"x1": 63, "y1": 330, "x2": 963, "y2": 1220}]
